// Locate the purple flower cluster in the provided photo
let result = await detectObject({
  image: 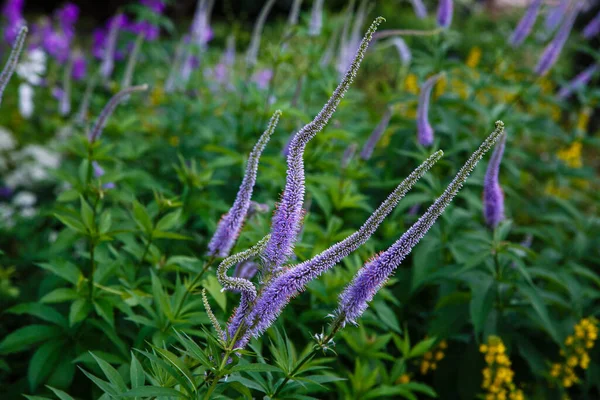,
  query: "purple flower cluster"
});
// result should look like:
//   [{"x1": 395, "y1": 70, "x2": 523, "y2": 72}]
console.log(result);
[
  {"x1": 131, "y1": 0, "x2": 166, "y2": 41},
  {"x1": 2, "y1": 0, "x2": 25, "y2": 44},
  {"x1": 41, "y1": 3, "x2": 79, "y2": 64},
  {"x1": 534, "y1": 4, "x2": 579, "y2": 76}
]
